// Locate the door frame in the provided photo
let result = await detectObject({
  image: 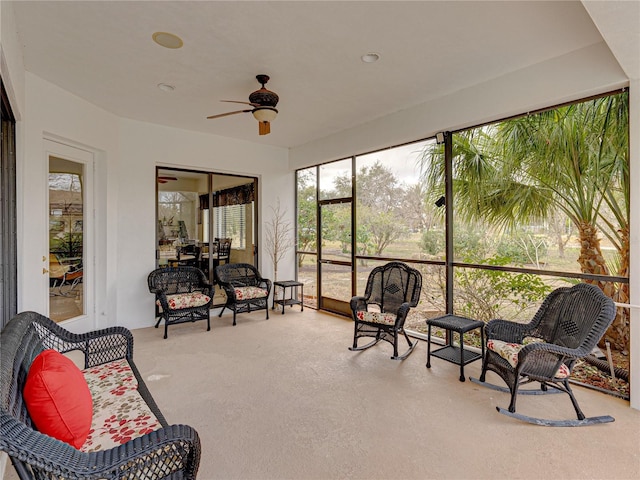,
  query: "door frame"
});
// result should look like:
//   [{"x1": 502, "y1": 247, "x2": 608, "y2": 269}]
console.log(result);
[
  {"x1": 45, "y1": 138, "x2": 95, "y2": 330},
  {"x1": 318, "y1": 197, "x2": 354, "y2": 316}
]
